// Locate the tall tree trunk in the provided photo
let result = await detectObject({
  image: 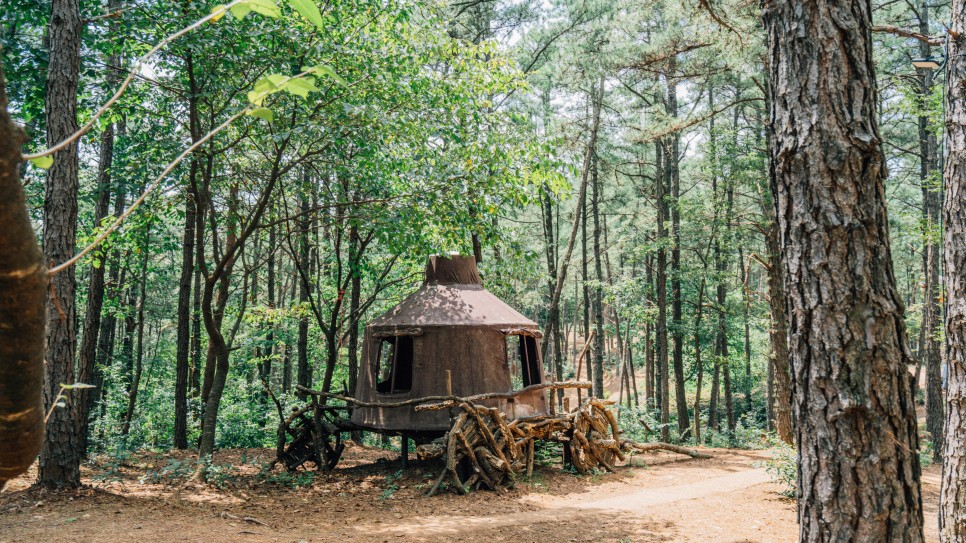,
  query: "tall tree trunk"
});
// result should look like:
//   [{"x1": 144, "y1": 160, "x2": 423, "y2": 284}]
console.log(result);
[
  {"x1": 940, "y1": 2, "x2": 966, "y2": 540},
  {"x1": 121, "y1": 226, "x2": 149, "y2": 435},
  {"x1": 93, "y1": 189, "x2": 126, "y2": 428},
  {"x1": 764, "y1": 1, "x2": 924, "y2": 539},
  {"x1": 75, "y1": 119, "x2": 112, "y2": 454},
  {"x1": 666, "y1": 60, "x2": 689, "y2": 438},
  {"x1": 541, "y1": 186, "x2": 564, "y2": 408},
  {"x1": 347, "y1": 227, "x2": 361, "y2": 397},
  {"x1": 765, "y1": 216, "x2": 793, "y2": 444},
  {"x1": 591, "y1": 151, "x2": 605, "y2": 399},
  {"x1": 262, "y1": 217, "x2": 276, "y2": 389},
  {"x1": 707, "y1": 360, "x2": 720, "y2": 433},
  {"x1": 0, "y1": 63, "x2": 47, "y2": 489},
  {"x1": 174, "y1": 49, "x2": 201, "y2": 450},
  {"x1": 39, "y1": 0, "x2": 83, "y2": 489},
  {"x1": 692, "y1": 272, "x2": 708, "y2": 443},
  {"x1": 190, "y1": 262, "x2": 203, "y2": 395},
  {"x1": 739, "y1": 248, "x2": 753, "y2": 416},
  {"x1": 655, "y1": 138, "x2": 670, "y2": 442},
  {"x1": 296, "y1": 184, "x2": 311, "y2": 394},
  {"x1": 762, "y1": 81, "x2": 793, "y2": 444},
  {"x1": 645, "y1": 253, "x2": 654, "y2": 408}
]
